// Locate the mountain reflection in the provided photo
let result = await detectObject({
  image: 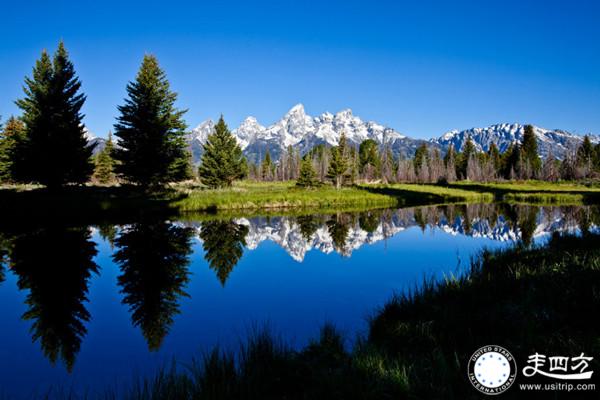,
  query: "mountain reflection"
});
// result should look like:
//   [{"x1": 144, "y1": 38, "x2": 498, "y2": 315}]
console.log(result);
[
  {"x1": 9, "y1": 226, "x2": 98, "y2": 371},
  {"x1": 113, "y1": 221, "x2": 193, "y2": 351},
  {"x1": 200, "y1": 204, "x2": 600, "y2": 262},
  {"x1": 199, "y1": 219, "x2": 249, "y2": 286}
]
